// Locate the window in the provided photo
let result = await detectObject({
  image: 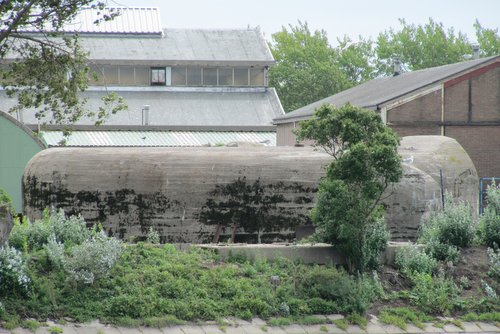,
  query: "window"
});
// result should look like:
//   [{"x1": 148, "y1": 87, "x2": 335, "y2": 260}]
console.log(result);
[
  {"x1": 171, "y1": 67, "x2": 186, "y2": 85},
  {"x1": 203, "y1": 68, "x2": 218, "y2": 85},
  {"x1": 119, "y1": 66, "x2": 135, "y2": 86},
  {"x1": 250, "y1": 68, "x2": 265, "y2": 86},
  {"x1": 103, "y1": 65, "x2": 119, "y2": 85},
  {"x1": 135, "y1": 67, "x2": 150, "y2": 86},
  {"x1": 218, "y1": 68, "x2": 233, "y2": 86},
  {"x1": 187, "y1": 67, "x2": 202, "y2": 85},
  {"x1": 151, "y1": 67, "x2": 166, "y2": 85},
  {"x1": 234, "y1": 68, "x2": 249, "y2": 86}
]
